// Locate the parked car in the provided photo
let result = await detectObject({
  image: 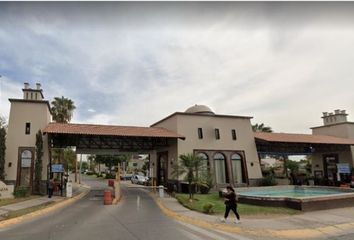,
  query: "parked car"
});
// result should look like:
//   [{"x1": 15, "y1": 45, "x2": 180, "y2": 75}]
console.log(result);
[
  {"x1": 120, "y1": 173, "x2": 133, "y2": 181},
  {"x1": 131, "y1": 173, "x2": 149, "y2": 185},
  {"x1": 350, "y1": 176, "x2": 354, "y2": 188}
]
